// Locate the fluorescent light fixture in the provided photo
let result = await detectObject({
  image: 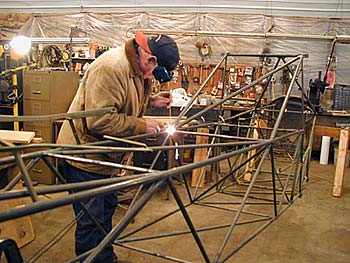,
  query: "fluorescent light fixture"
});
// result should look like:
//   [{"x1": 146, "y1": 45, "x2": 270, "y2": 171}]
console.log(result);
[
  {"x1": 9, "y1": 35, "x2": 32, "y2": 55},
  {"x1": 29, "y1": 37, "x2": 91, "y2": 44}
]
